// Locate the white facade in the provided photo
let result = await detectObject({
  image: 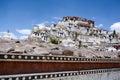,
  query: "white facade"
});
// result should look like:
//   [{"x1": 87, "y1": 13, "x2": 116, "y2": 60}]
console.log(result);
[
  {"x1": 61, "y1": 38, "x2": 75, "y2": 47},
  {"x1": 2, "y1": 32, "x2": 12, "y2": 40},
  {"x1": 105, "y1": 47, "x2": 117, "y2": 52}
]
